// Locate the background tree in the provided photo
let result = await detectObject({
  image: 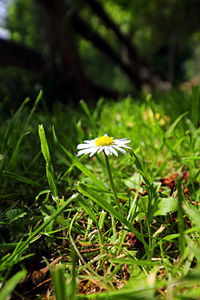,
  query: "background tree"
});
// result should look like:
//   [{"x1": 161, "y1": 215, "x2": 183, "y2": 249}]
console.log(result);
[{"x1": 0, "y1": 0, "x2": 200, "y2": 108}]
